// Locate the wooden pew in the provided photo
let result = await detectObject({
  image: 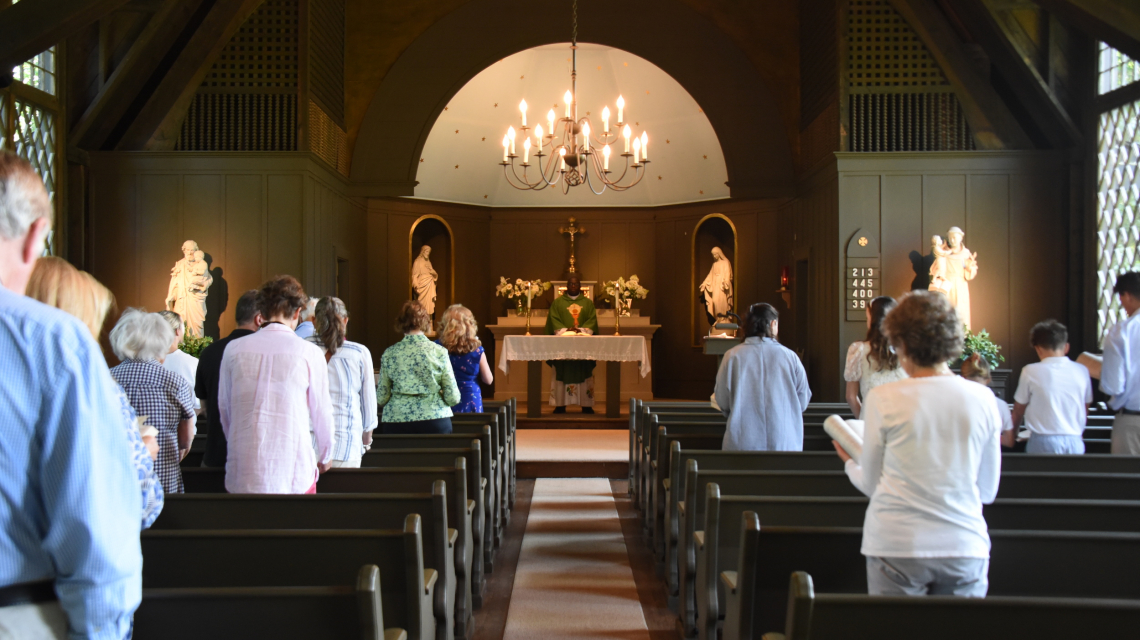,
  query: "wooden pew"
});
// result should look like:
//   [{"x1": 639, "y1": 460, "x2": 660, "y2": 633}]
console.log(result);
[
  {"x1": 696, "y1": 486, "x2": 1140, "y2": 640},
  {"x1": 152, "y1": 488, "x2": 462, "y2": 640},
  {"x1": 647, "y1": 424, "x2": 725, "y2": 551},
  {"x1": 483, "y1": 398, "x2": 518, "y2": 507},
  {"x1": 142, "y1": 516, "x2": 436, "y2": 640},
  {"x1": 727, "y1": 569, "x2": 1140, "y2": 640},
  {"x1": 180, "y1": 433, "x2": 207, "y2": 468},
  {"x1": 630, "y1": 400, "x2": 717, "y2": 490},
  {"x1": 362, "y1": 445, "x2": 496, "y2": 576},
  {"x1": 452, "y1": 413, "x2": 510, "y2": 540},
  {"x1": 639, "y1": 414, "x2": 727, "y2": 511},
  {"x1": 136, "y1": 564, "x2": 408, "y2": 640}
]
